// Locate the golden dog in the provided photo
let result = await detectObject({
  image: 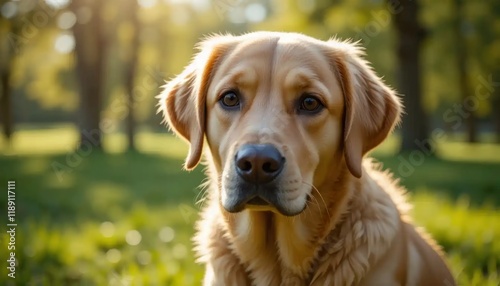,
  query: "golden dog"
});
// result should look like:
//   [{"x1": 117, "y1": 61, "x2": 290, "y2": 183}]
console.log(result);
[{"x1": 159, "y1": 32, "x2": 456, "y2": 286}]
